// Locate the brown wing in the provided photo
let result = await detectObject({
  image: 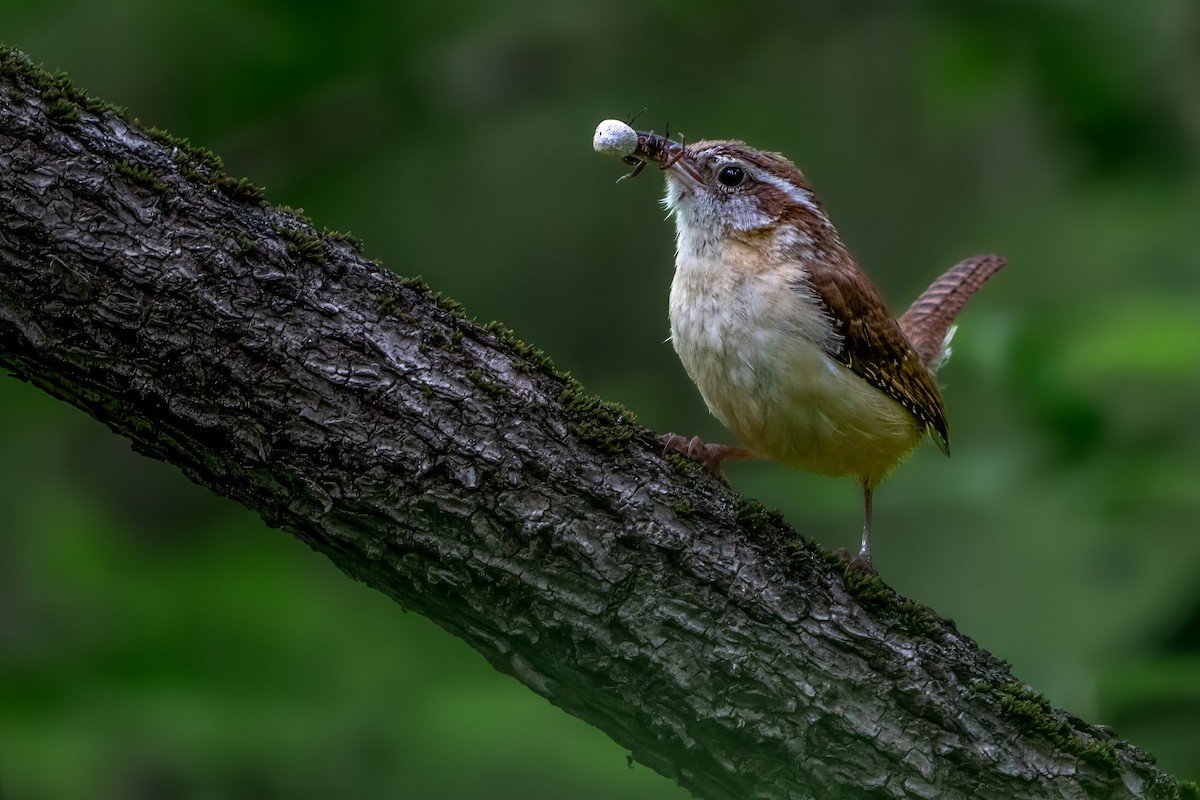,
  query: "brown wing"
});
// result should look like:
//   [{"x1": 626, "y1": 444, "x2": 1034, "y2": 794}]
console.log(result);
[
  {"x1": 899, "y1": 254, "x2": 1006, "y2": 369},
  {"x1": 807, "y1": 260, "x2": 950, "y2": 455}
]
